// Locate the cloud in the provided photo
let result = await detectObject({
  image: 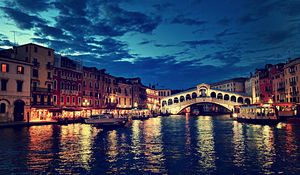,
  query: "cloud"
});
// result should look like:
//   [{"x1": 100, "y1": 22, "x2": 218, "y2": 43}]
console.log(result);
[
  {"x1": 171, "y1": 15, "x2": 207, "y2": 26},
  {"x1": 182, "y1": 40, "x2": 222, "y2": 48},
  {"x1": 0, "y1": 7, "x2": 45, "y2": 29},
  {"x1": 215, "y1": 29, "x2": 238, "y2": 38},
  {"x1": 14, "y1": 0, "x2": 50, "y2": 12},
  {"x1": 238, "y1": 13, "x2": 261, "y2": 25}
]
